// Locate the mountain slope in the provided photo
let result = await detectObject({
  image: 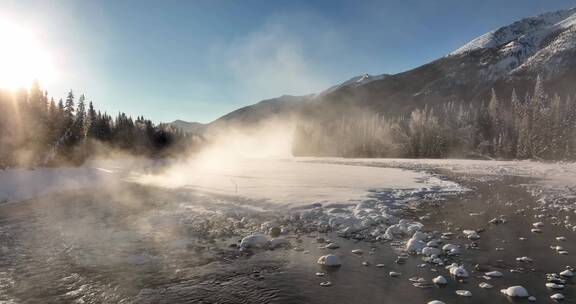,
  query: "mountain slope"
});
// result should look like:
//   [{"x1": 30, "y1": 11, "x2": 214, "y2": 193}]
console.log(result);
[
  {"x1": 185, "y1": 7, "x2": 576, "y2": 134},
  {"x1": 204, "y1": 94, "x2": 313, "y2": 133},
  {"x1": 315, "y1": 7, "x2": 576, "y2": 116}
]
